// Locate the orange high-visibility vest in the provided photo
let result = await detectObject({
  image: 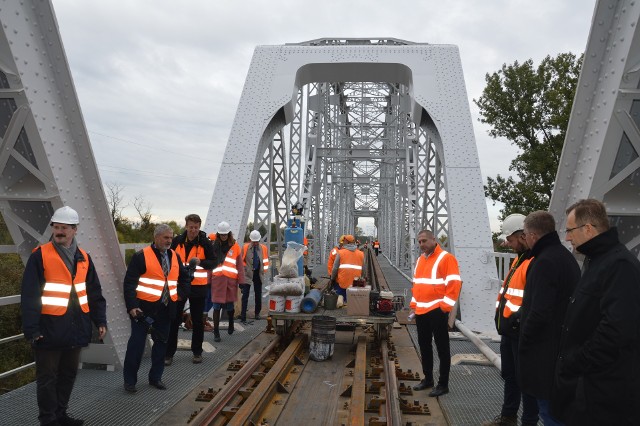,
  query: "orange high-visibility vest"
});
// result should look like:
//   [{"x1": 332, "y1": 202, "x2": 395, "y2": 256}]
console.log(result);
[
  {"x1": 40, "y1": 242, "x2": 90, "y2": 315},
  {"x1": 496, "y1": 255, "x2": 531, "y2": 318},
  {"x1": 136, "y1": 246, "x2": 179, "y2": 302},
  {"x1": 327, "y1": 246, "x2": 339, "y2": 276},
  {"x1": 373, "y1": 241, "x2": 380, "y2": 248},
  {"x1": 174, "y1": 242, "x2": 208, "y2": 286},
  {"x1": 212, "y1": 242, "x2": 241, "y2": 279},
  {"x1": 303, "y1": 237, "x2": 309, "y2": 256},
  {"x1": 410, "y1": 244, "x2": 462, "y2": 314},
  {"x1": 243, "y1": 242, "x2": 270, "y2": 273},
  {"x1": 336, "y1": 248, "x2": 365, "y2": 289}
]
